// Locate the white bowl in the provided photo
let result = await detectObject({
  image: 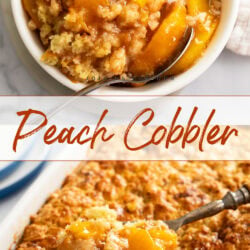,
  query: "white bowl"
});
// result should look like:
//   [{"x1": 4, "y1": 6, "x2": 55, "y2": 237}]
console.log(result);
[{"x1": 11, "y1": 0, "x2": 239, "y2": 100}]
